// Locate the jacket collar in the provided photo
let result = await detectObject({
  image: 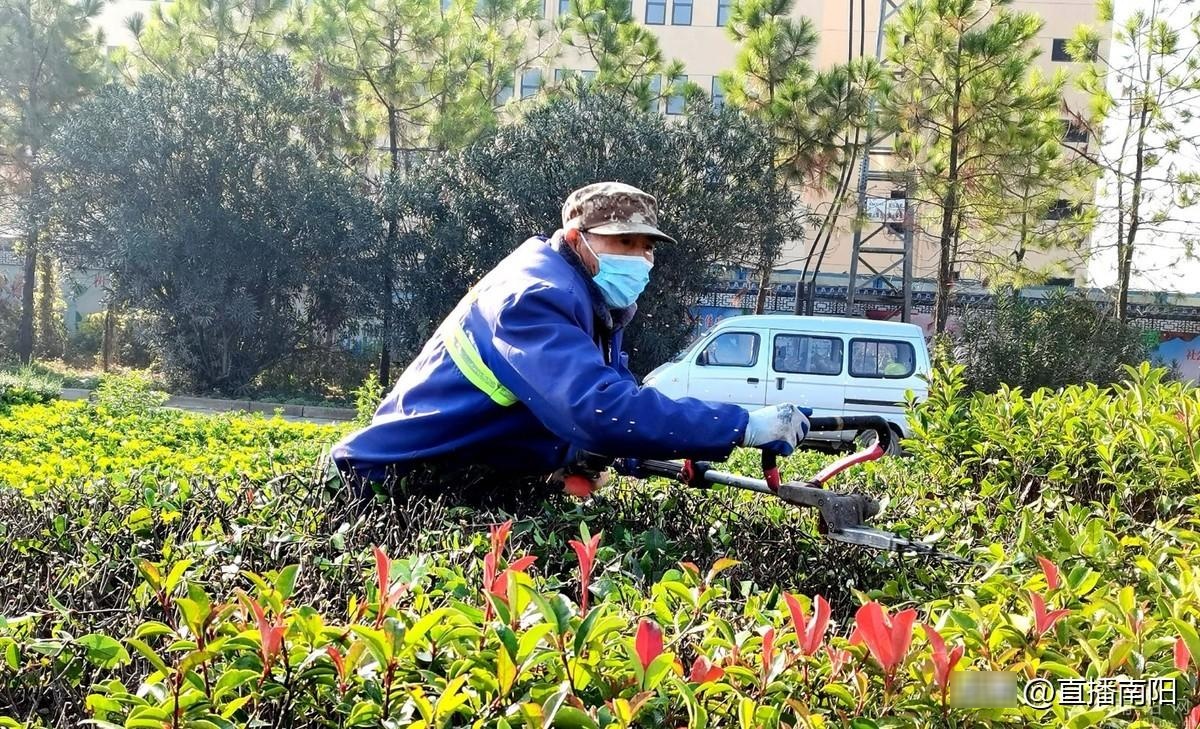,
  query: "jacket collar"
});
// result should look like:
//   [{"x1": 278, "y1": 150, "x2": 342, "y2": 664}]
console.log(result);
[{"x1": 548, "y1": 231, "x2": 638, "y2": 333}]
